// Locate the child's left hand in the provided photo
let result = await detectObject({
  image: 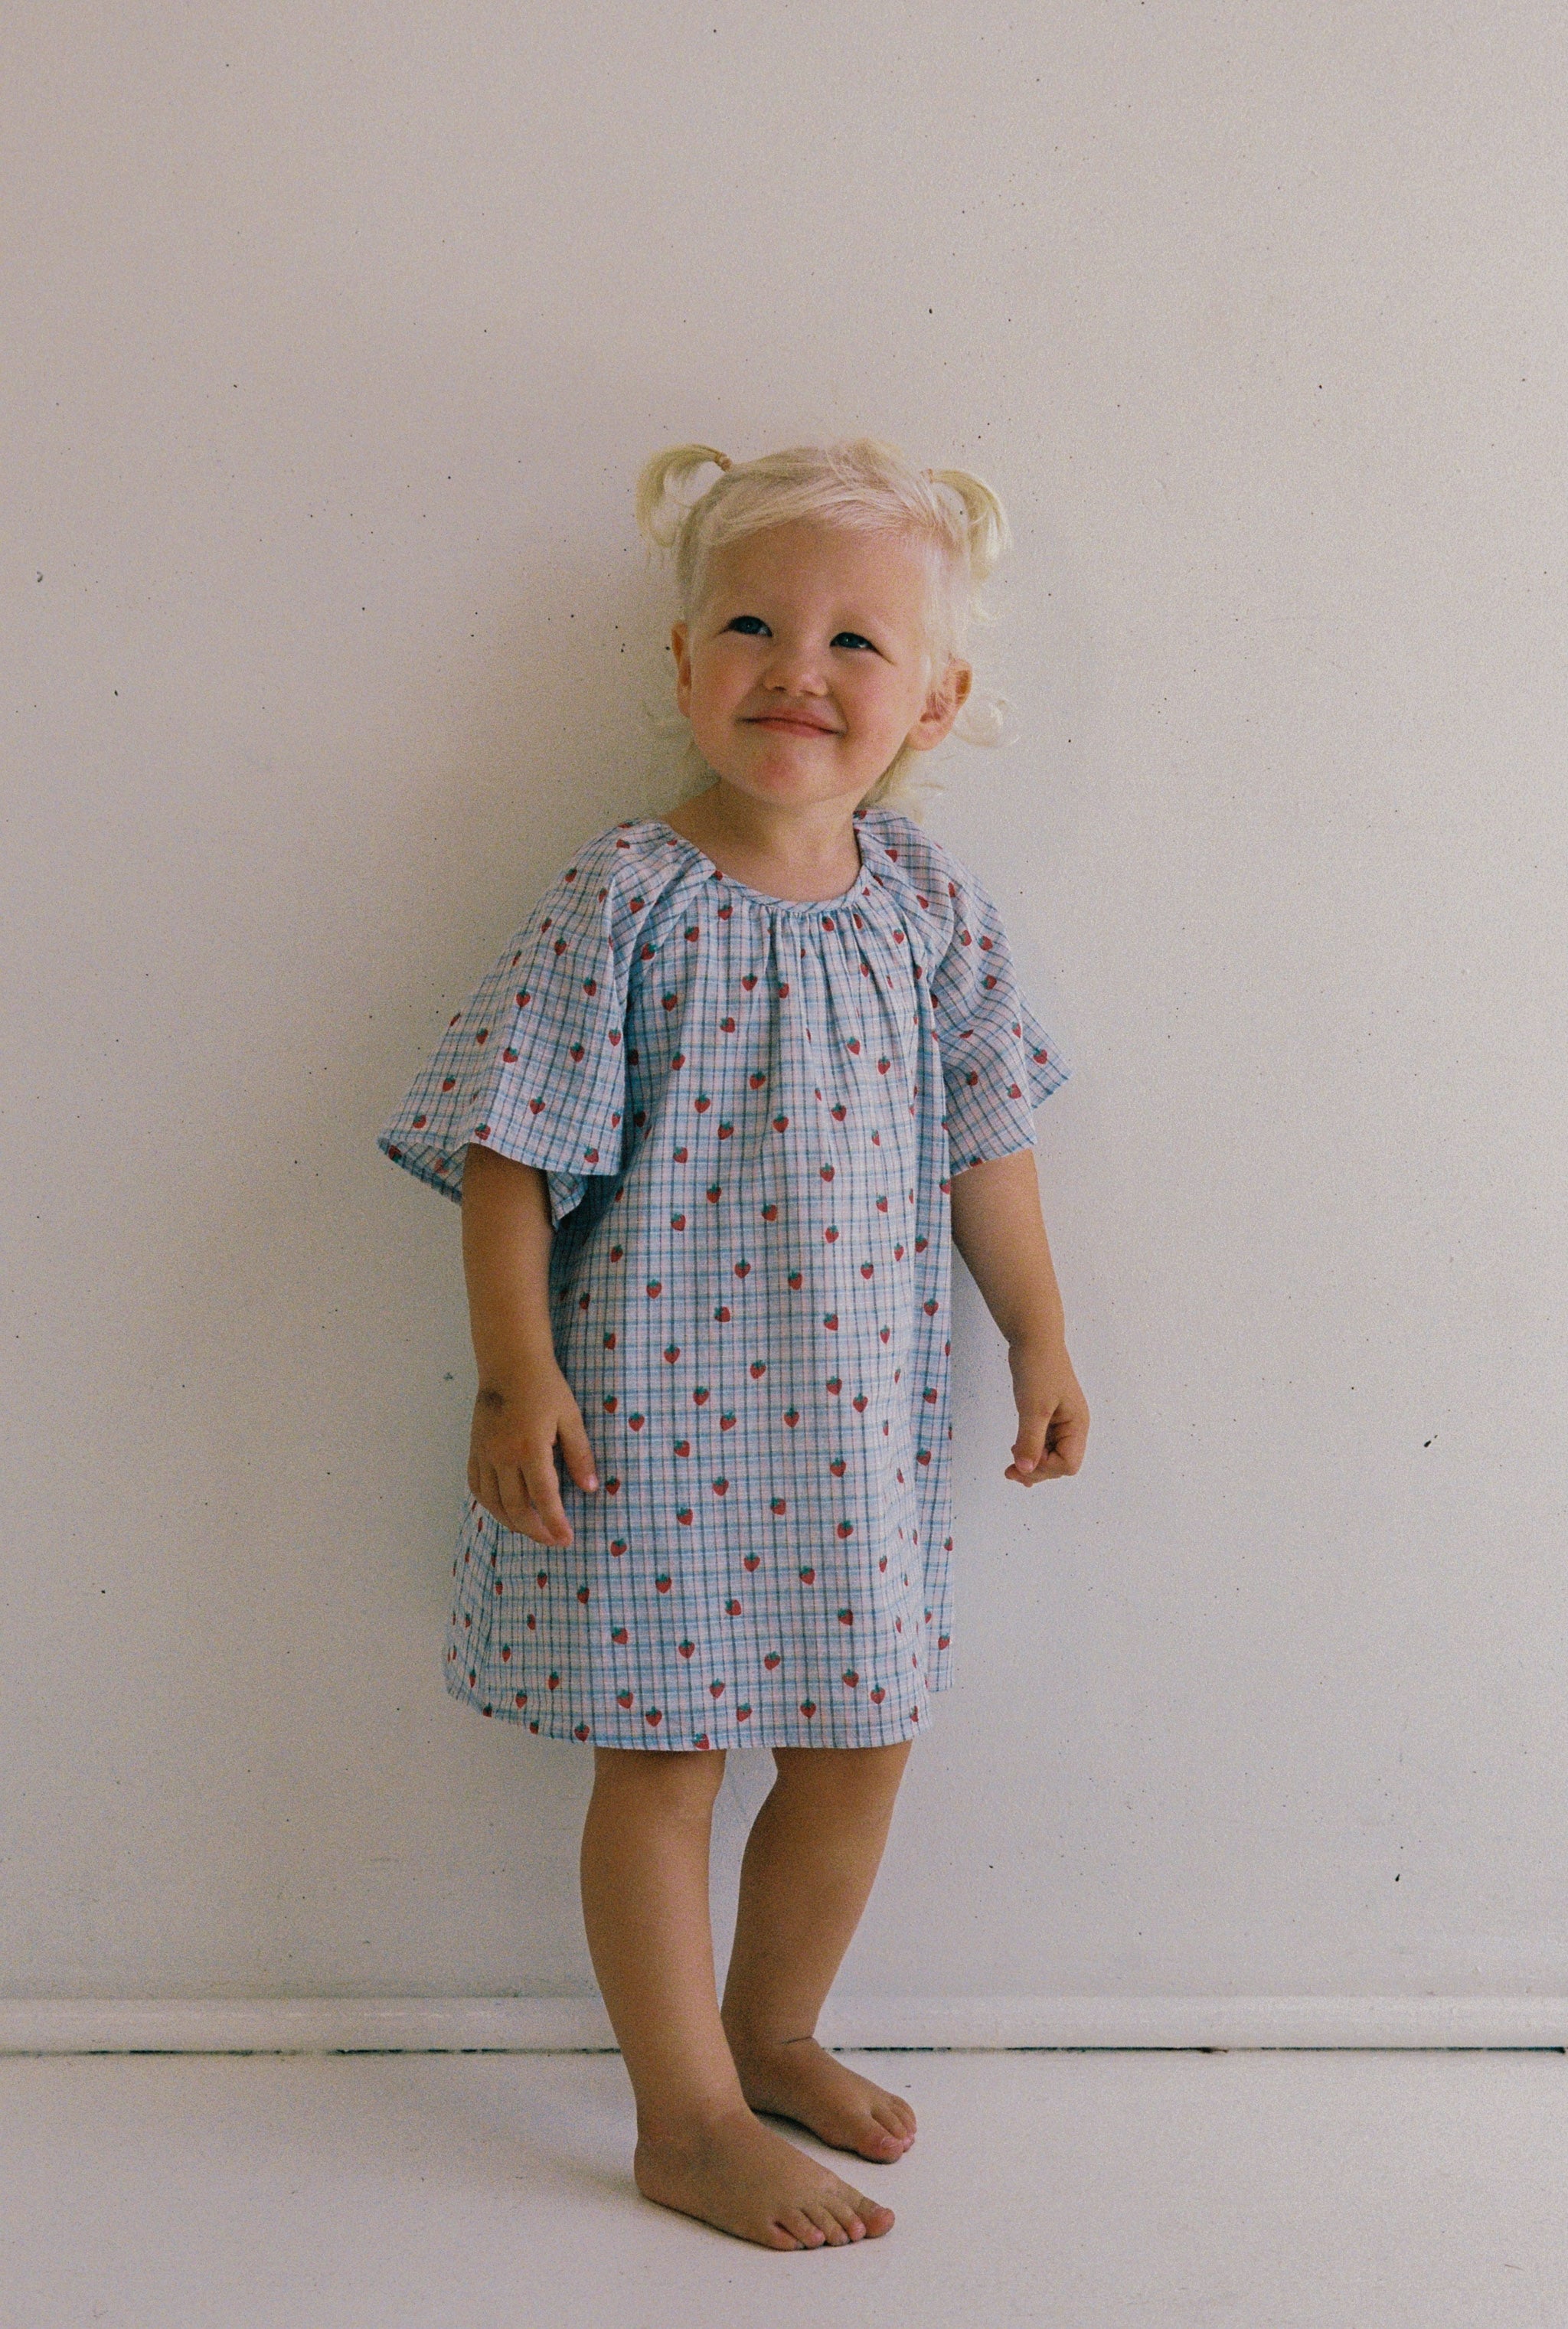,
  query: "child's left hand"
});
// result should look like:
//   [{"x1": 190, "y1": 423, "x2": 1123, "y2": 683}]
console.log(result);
[{"x1": 1004, "y1": 1338, "x2": 1089, "y2": 1483}]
